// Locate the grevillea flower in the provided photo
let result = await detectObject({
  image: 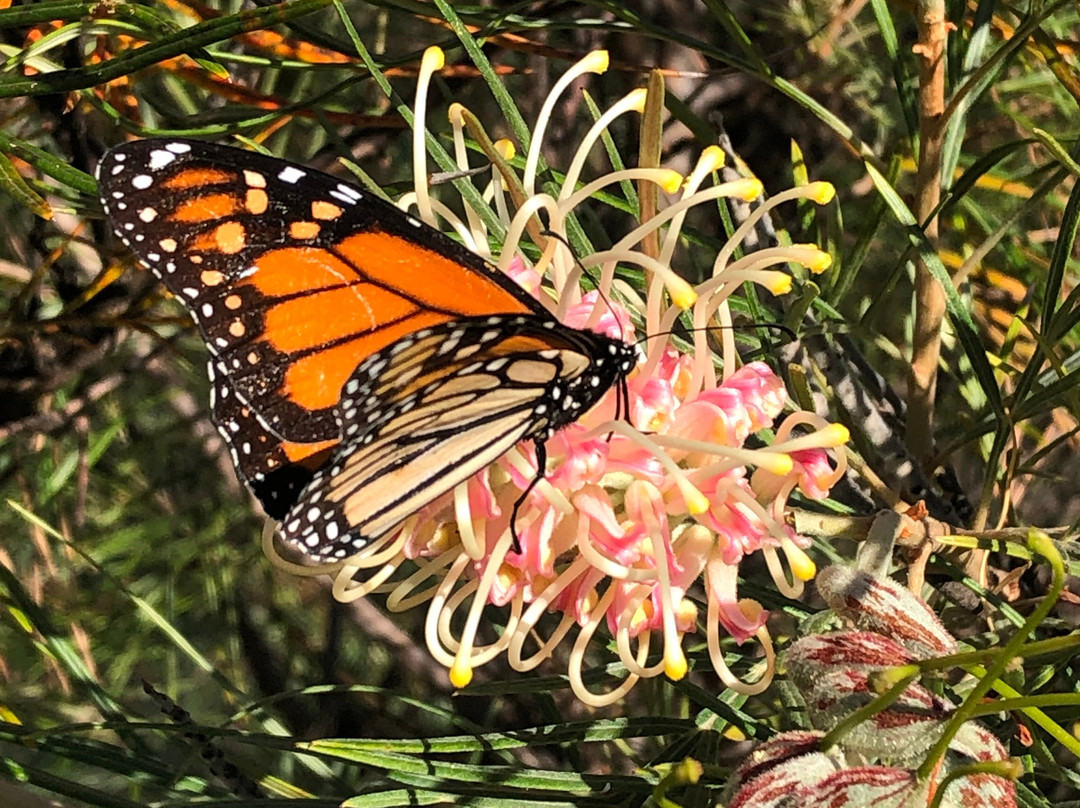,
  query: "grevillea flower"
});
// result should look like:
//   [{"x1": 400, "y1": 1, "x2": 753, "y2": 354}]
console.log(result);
[{"x1": 268, "y1": 47, "x2": 849, "y2": 705}]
